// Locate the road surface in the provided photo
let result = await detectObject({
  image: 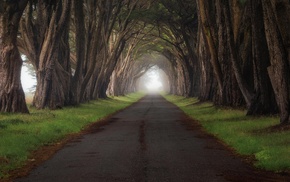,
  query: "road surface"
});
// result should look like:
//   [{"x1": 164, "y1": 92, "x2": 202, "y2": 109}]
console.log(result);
[{"x1": 16, "y1": 94, "x2": 289, "y2": 182}]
